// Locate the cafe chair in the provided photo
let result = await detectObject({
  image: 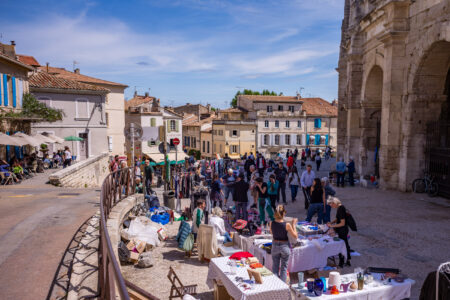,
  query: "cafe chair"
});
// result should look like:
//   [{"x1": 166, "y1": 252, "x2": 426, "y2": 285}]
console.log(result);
[{"x1": 167, "y1": 266, "x2": 198, "y2": 299}]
